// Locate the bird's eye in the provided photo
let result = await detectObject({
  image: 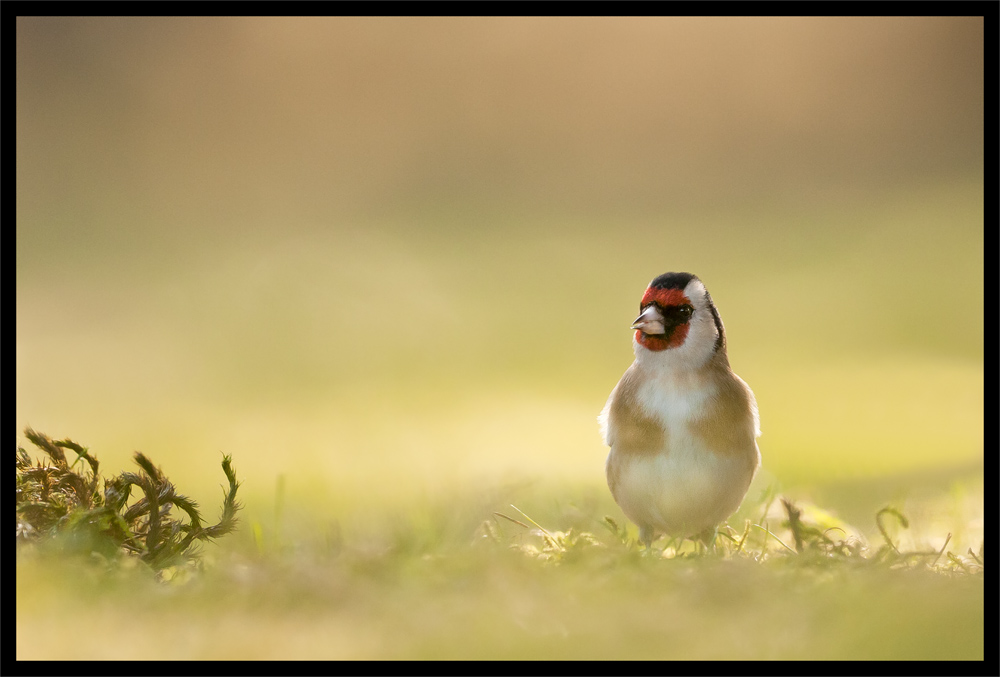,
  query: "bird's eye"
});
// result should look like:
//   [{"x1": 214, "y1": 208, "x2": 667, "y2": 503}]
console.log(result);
[{"x1": 670, "y1": 304, "x2": 693, "y2": 321}]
